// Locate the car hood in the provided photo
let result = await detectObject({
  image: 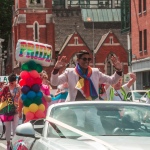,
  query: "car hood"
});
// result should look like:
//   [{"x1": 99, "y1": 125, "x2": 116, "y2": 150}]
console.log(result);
[{"x1": 36, "y1": 136, "x2": 150, "y2": 150}]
